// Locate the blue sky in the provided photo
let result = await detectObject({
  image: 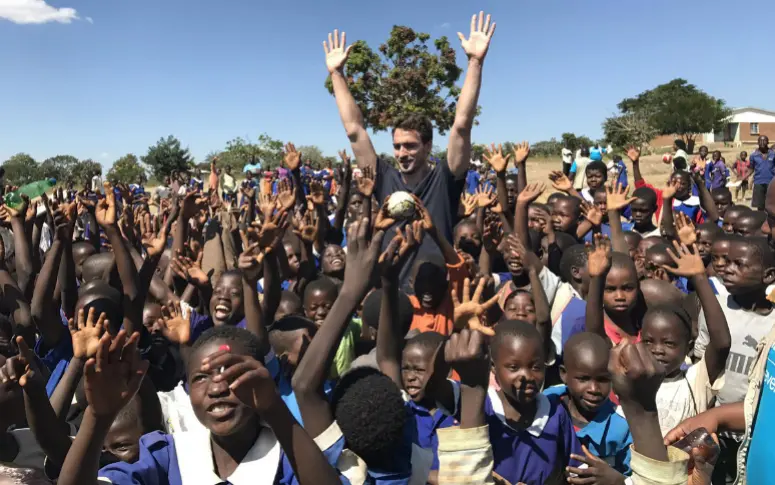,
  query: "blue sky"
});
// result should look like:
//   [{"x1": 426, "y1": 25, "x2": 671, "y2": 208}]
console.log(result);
[{"x1": 2, "y1": 0, "x2": 773, "y2": 168}]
